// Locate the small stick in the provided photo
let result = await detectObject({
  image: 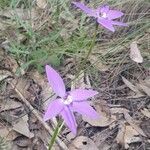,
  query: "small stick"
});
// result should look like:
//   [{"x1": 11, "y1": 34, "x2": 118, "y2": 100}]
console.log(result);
[{"x1": 9, "y1": 82, "x2": 69, "y2": 150}]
